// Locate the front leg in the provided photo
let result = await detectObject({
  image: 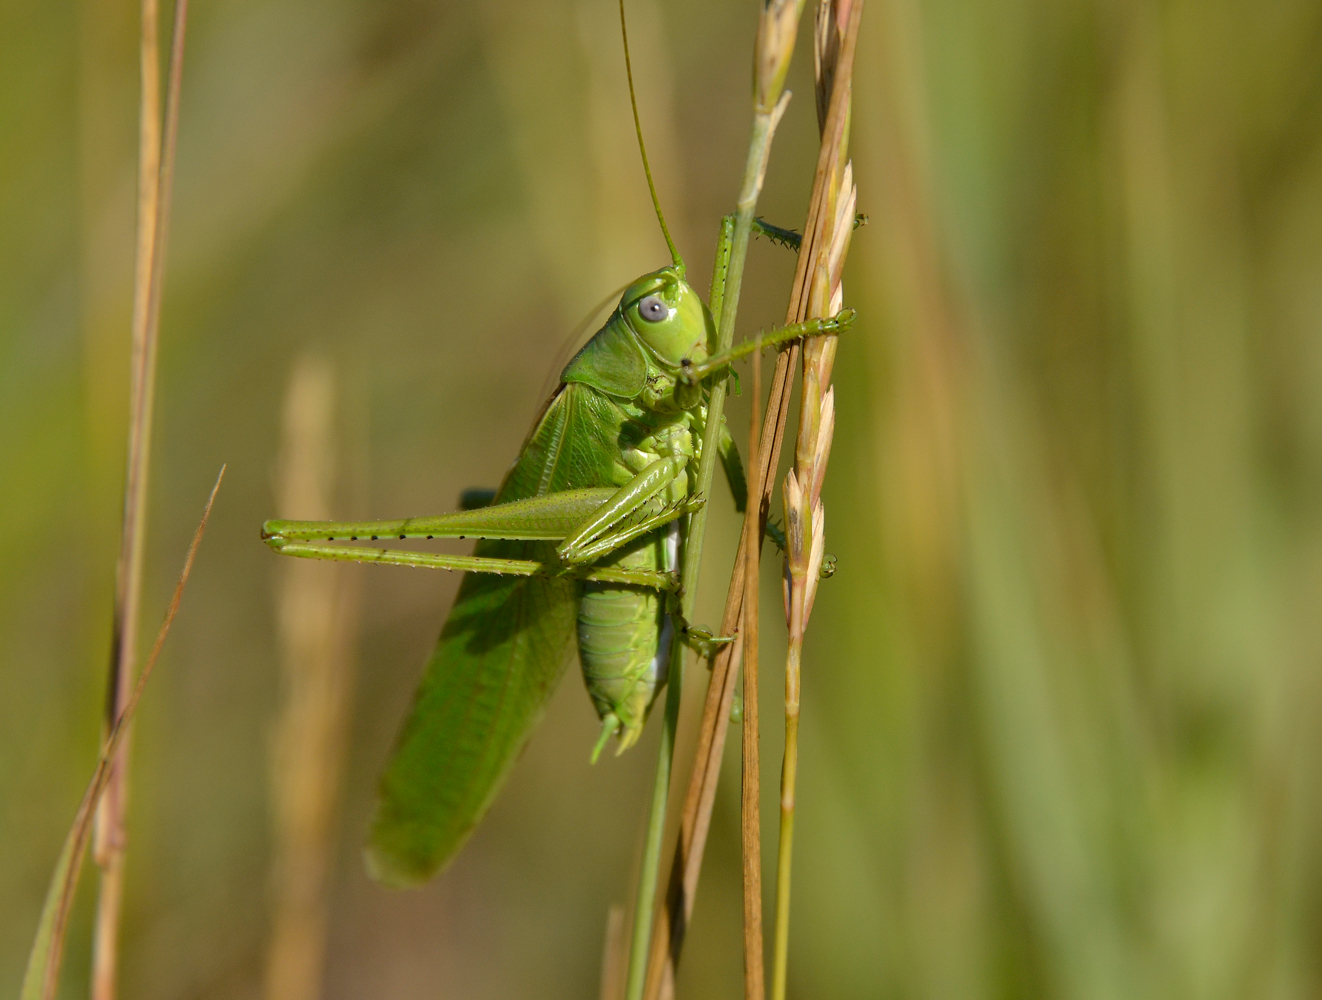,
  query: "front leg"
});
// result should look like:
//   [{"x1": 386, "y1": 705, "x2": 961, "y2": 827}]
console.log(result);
[{"x1": 679, "y1": 308, "x2": 856, "y2": 386}]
